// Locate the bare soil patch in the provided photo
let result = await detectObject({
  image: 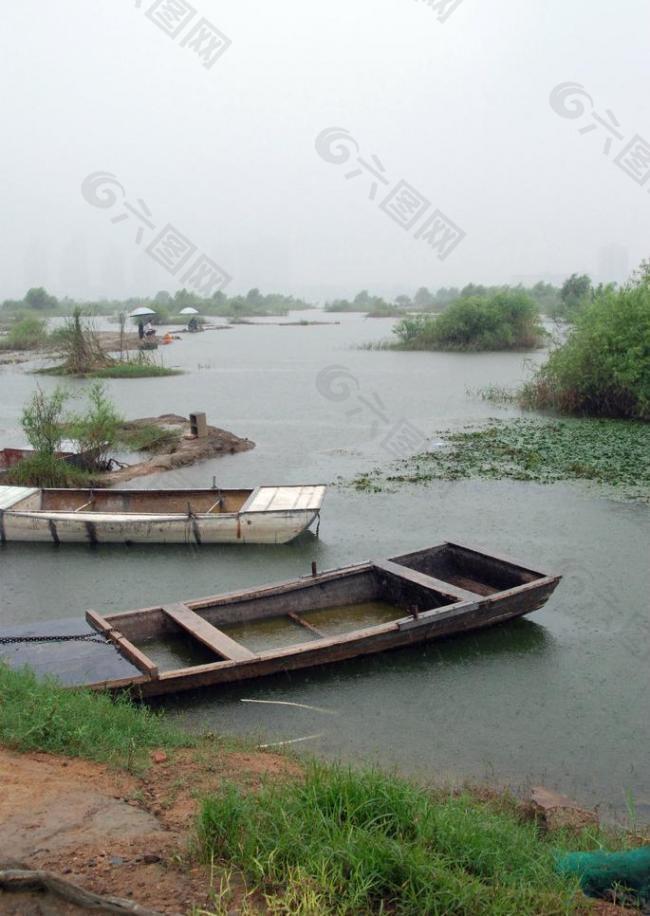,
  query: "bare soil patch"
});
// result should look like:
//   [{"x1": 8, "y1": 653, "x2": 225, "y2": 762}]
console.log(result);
[{"x1": 0, "y1": 744, "x2": 299, "y2": 914}]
